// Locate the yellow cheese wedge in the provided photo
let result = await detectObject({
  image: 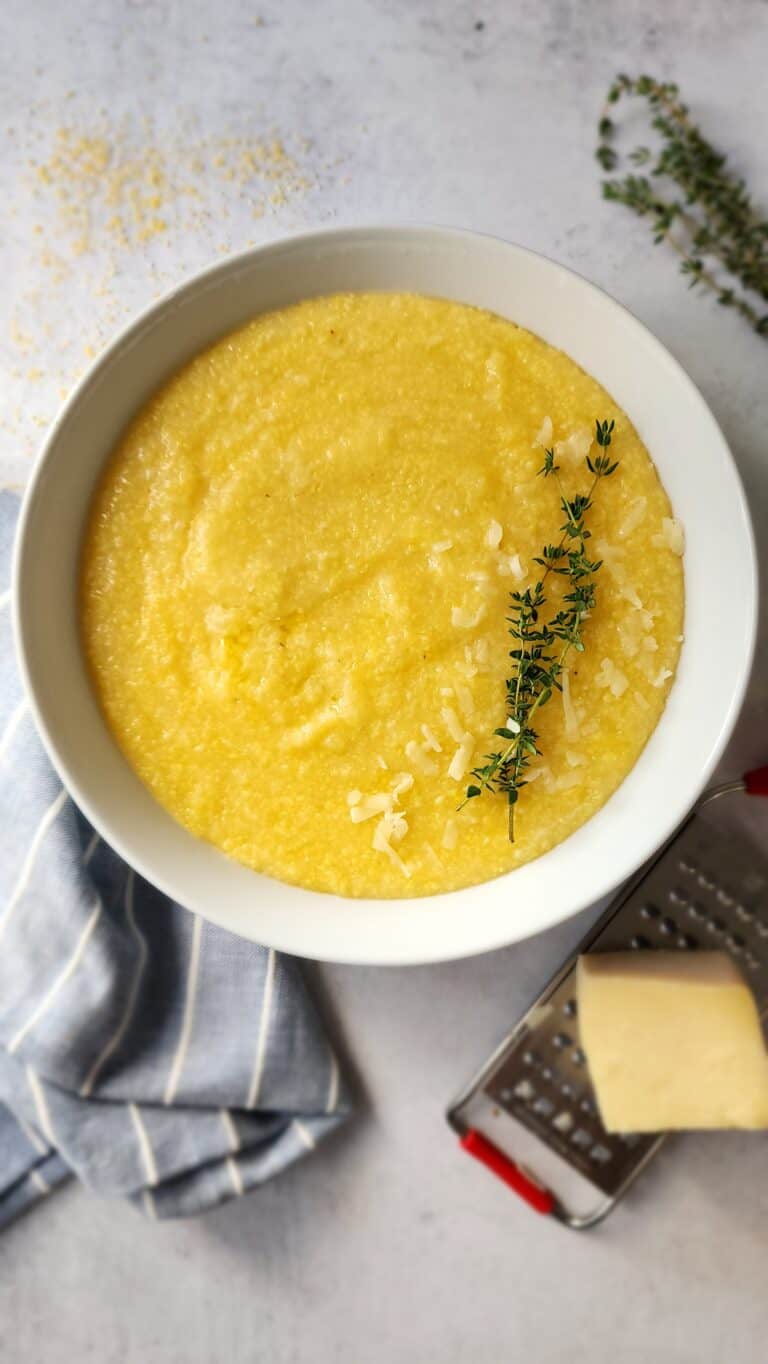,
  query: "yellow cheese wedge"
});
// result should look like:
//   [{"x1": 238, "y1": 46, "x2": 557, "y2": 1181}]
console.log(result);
[{"x1": 577, "y1": 951, "x2": 768, "y2": 1132}]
